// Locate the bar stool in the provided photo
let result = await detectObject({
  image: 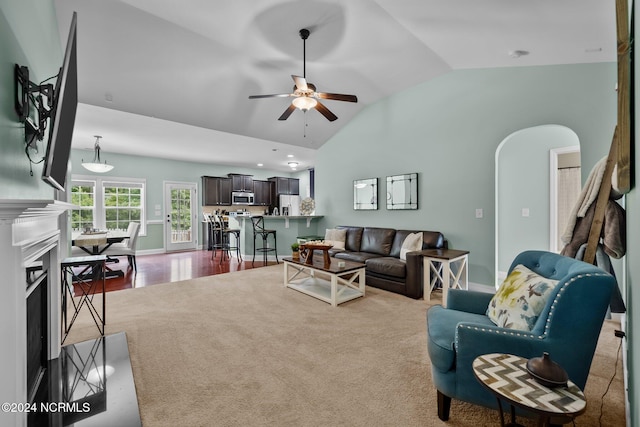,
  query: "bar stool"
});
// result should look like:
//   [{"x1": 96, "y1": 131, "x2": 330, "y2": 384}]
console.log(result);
[
  {"x1": 213, "y1": 214, "x2": 242, "y2": 263},
  {"x1": 204, "y1": 213, "x2": 222, "y2": 259},
  {"x1": 251, "y1": 216, "x2": 278, "y2": 266}
]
